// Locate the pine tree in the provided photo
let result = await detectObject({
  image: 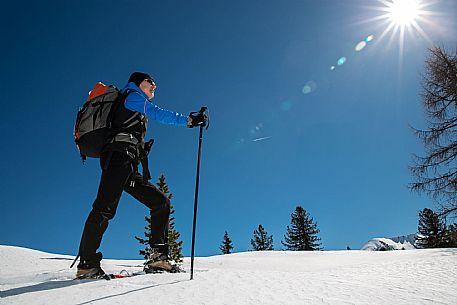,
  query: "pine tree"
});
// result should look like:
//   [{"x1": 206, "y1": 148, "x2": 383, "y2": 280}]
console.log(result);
[
  {"x1": 135, "y1": 174, "x2": 183, "y2": 262},
  {"x1": 251, "y1": 224, "x2": 274, "y2": 251},
  {"x1": 135, "y1": 212, "x2": 154, "y2": 259},
  {"x1": 157, "y1": 174, "x2": 183, "y2": 263},
  {"x1": 220, "y1": 231, "x2": 234, "y2": 254},
  {"x1": 282, "y1": 206, "x2": 322, "y2": 251},
  {"x1": 444, "y1": 223, "x2": 457, "y2": 247},
  {"x1": 416, "y1": 208, "x2": 446, "y2": 248}
]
